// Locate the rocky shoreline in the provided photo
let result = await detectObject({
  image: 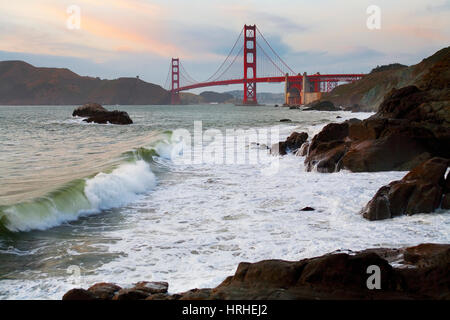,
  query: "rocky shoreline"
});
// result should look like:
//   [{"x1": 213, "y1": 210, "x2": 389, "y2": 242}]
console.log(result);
[{"x1": 63, "y1": 243, "x2": 450, "y2": 300}]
